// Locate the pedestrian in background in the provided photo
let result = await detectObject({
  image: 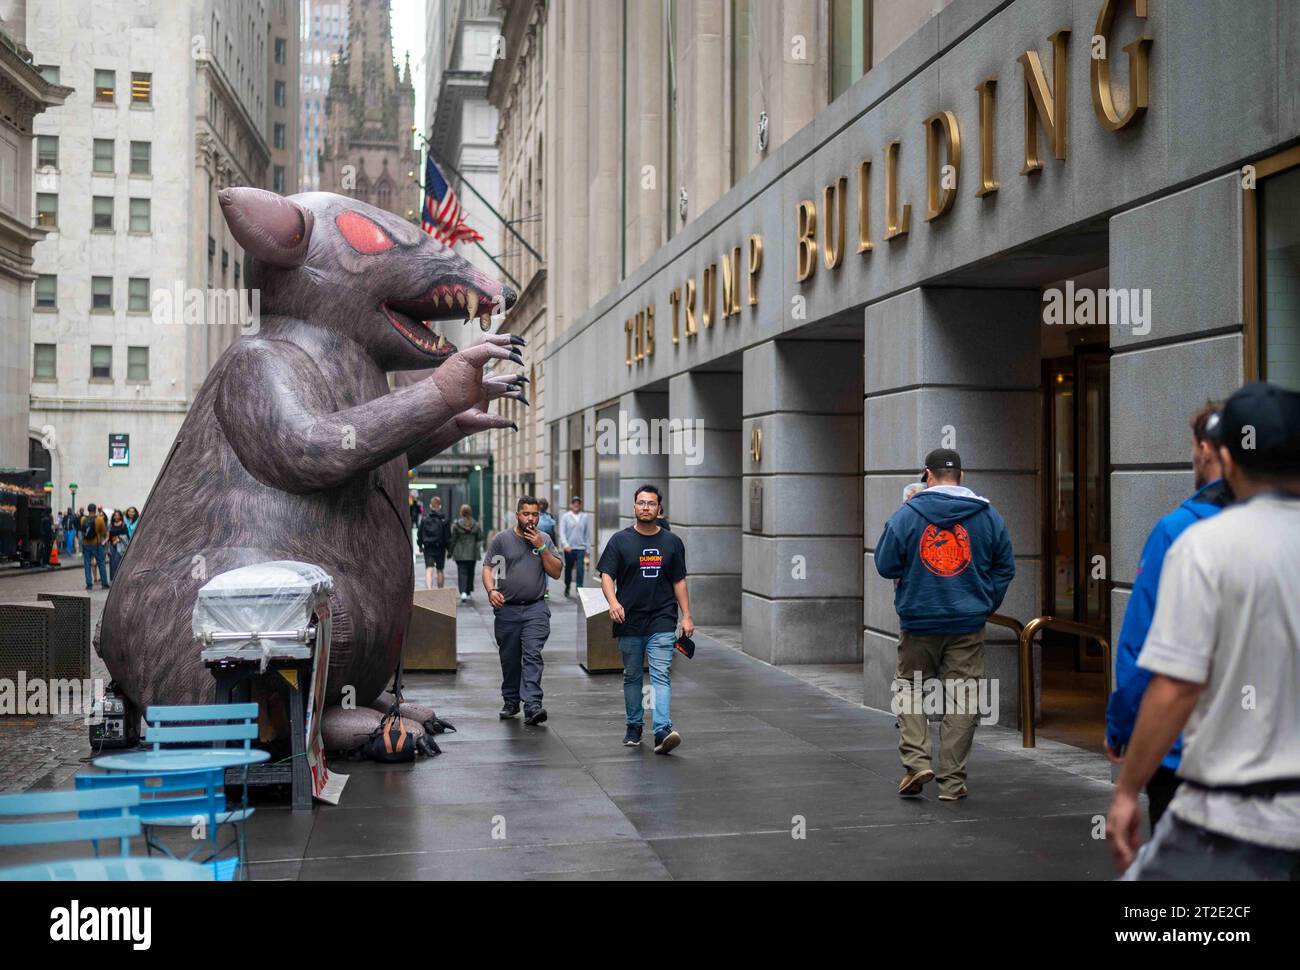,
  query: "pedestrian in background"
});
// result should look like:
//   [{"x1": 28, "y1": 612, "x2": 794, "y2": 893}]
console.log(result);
[
  {"x1": 449, "y1": 503, "x2": 484, "y2": 602},
  {"x1": 106, "y1": 508, "x2": 130, "y2": 583},
  {"x1": 559, "y1": 495, "x2": 591, "y2": 597},
  {"x1": 874, "y1": 449, "x2": 1015, "y2": 801},
  {"x1": 598, "y1": 484, "x2": 692, "y2": 754},
  {"x1": 38, "y1": 508, "x2": 54, "y2": 569},
  {"x1": 1105, "y1": 401, "x2": 1232, "y2": 829},
  {"x1": 1108, "y1": 382, "x2": 1300, "y2": 880},
  {"x1": 81, "y1": 502, "x2": 109, "y2": 590},
  {"x1": 537, "y1": 498, "x2": 558, "y2": 549},
  {"x1": 482, "y1": 496, "x2": 562, "y2": 725},
  {"x1": 124, "y1": 505, "x2": 140, "y2": 538},
  {"x1": 419, "y1": 495, "x2": 450, "y2": 589}
]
